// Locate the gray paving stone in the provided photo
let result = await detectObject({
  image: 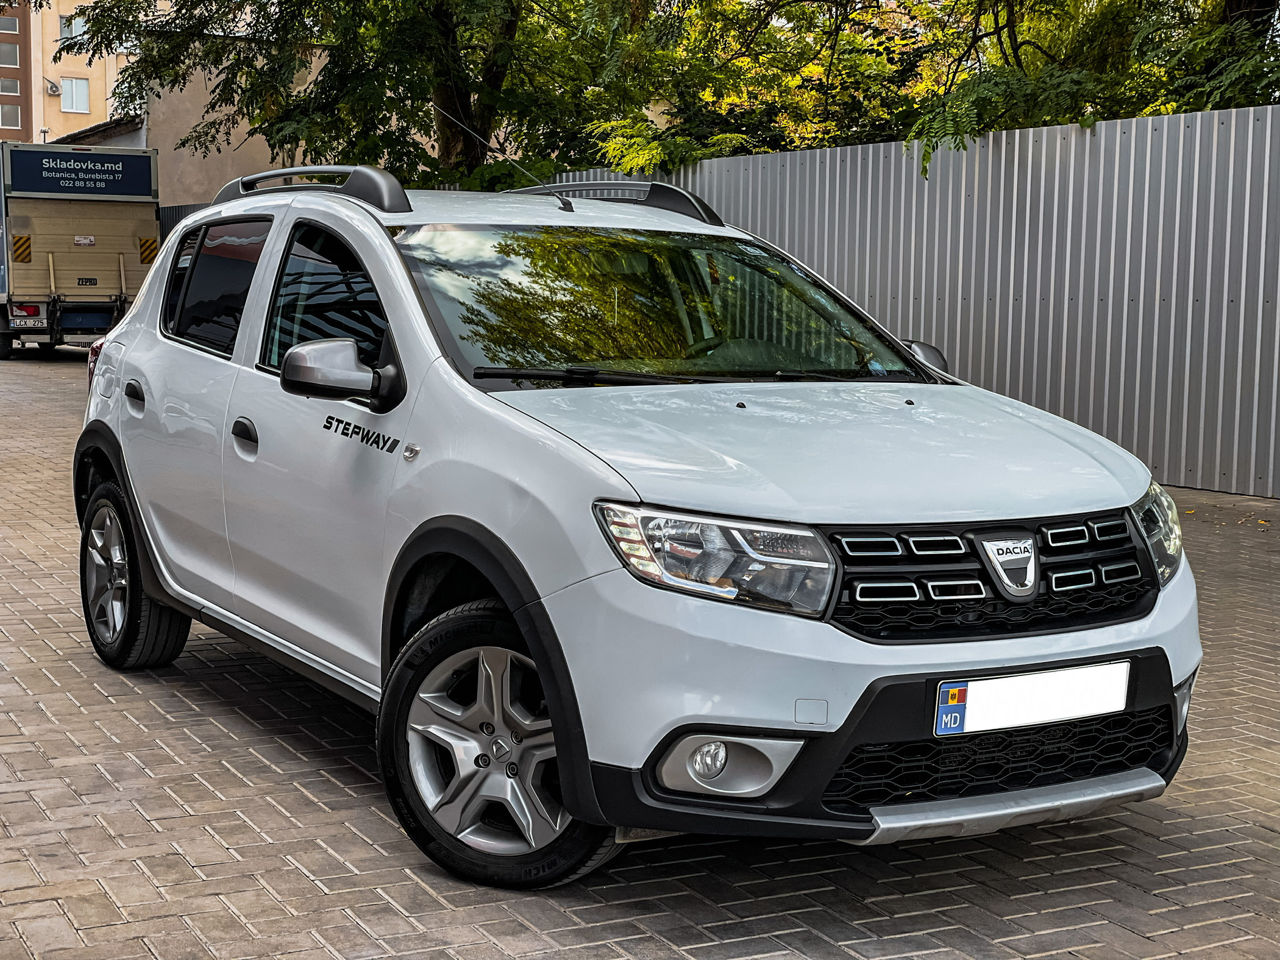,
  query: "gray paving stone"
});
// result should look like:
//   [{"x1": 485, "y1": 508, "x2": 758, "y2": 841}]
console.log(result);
[{"x1": 1, "y1": 351, "x2": 1278, "y2": 958}]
